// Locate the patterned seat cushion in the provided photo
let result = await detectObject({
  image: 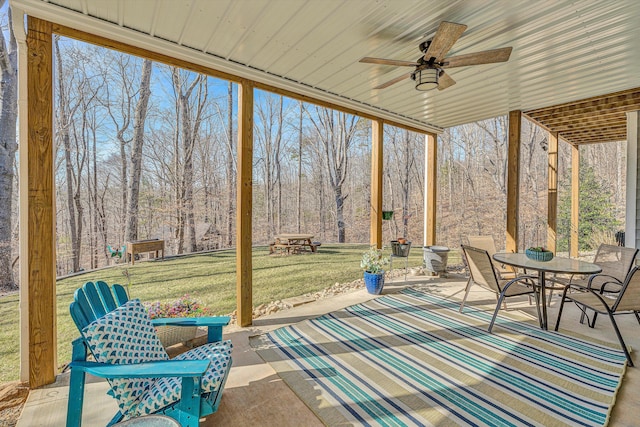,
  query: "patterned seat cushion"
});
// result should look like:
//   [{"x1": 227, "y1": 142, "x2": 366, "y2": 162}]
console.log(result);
[
  {"x1": 82, "y1": 299, "x2": 169, "y2": 417},
  {"x1": 133, "y1": 340, "x2": 233, "y2": 417}
]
